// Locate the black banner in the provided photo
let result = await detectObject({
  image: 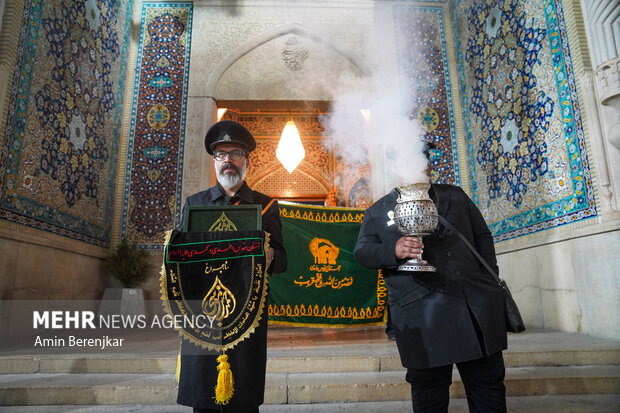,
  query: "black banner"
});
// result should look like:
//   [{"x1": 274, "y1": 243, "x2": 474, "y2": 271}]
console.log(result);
[{"x1": 161, "y1": 230, "x2": 268, "y2": 351}]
